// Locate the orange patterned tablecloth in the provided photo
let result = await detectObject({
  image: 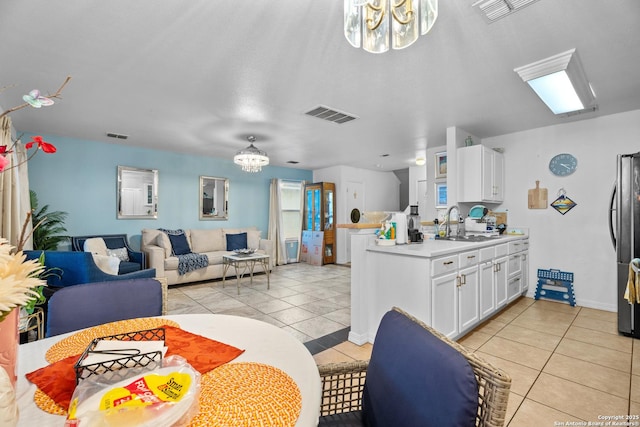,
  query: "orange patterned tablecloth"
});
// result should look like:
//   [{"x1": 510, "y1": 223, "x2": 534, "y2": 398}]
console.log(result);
[{"x1": 32, "y1": 318, "x2": 302, "y2": 427}]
